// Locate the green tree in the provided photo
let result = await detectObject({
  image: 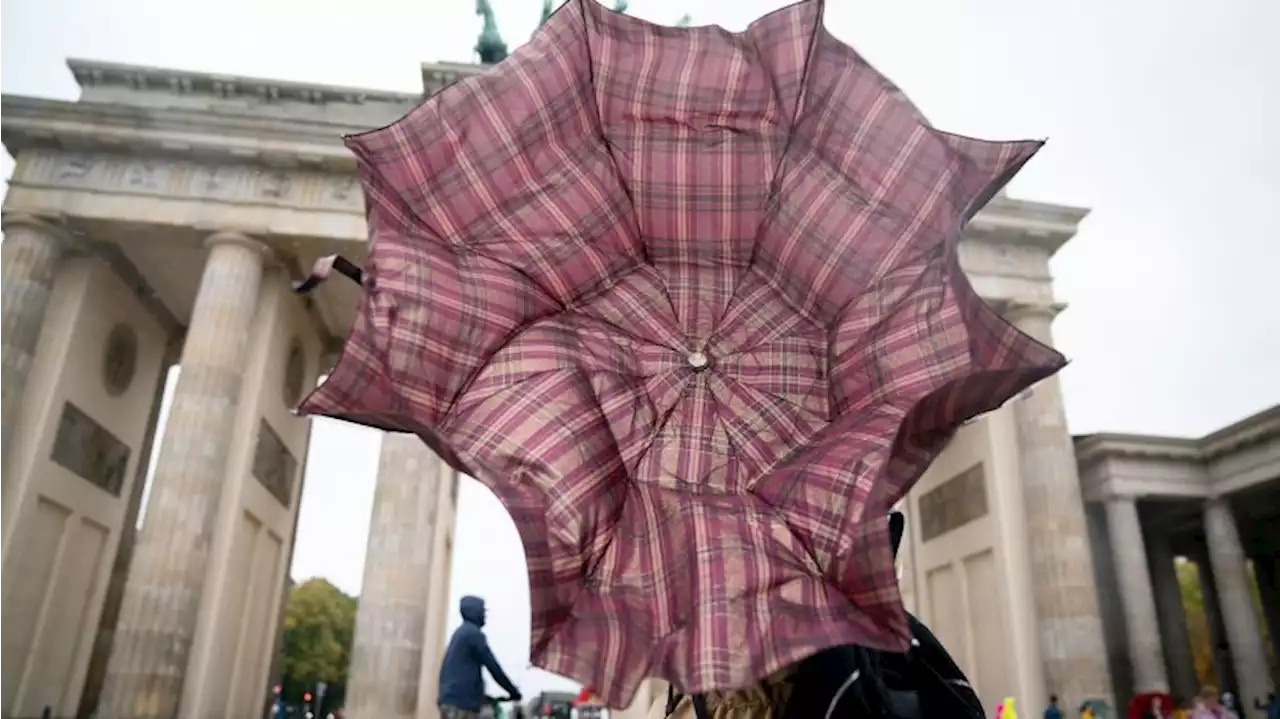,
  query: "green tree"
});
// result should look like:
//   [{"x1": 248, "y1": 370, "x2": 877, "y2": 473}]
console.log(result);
[
  {"x1": 1176, "y1": 557, "x2": 1277, "y2": 690},
  {"x1": 1176, "y1": 558, "x2": 1216, "y2": 687},
  {"x1": 280, "y1": 578, "x2": 357, "y2": 709}
]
